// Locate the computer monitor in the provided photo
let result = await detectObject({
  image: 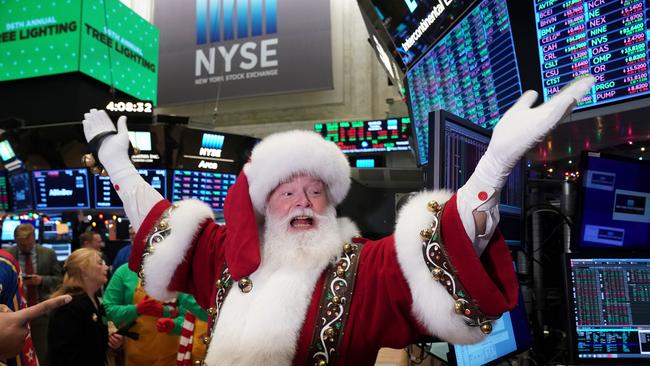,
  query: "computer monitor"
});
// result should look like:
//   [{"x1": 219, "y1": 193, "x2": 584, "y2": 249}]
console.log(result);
[
  {"x1": 0, "y1": 140, "x2": 16, "y2": 162},
  {"x1": 0, "y1": 170, "x2": 9, "y2": 211},
  {"x1": 1, "y1": 218, "x2": 40, "y2": 242},
  {"x1": 41, "y1": 217, "x2": 73, "y2": 242},
  {"x1": 426, "y1": 110, "x2": 524, "y2": 246},
  {"x1": 41, "y1": 243, "x2": 72, "y2": 262},
  {"x1": 8, "y1": 170, "x2": 33, "y2": 212},
  {"x1": 405, "y1": 0, "x2": 522, "y2": 166},
  {"x1": 576, "y1": 152, "x2": 650, "y2": 250},
  {"x1": 313, "y1": 118, "x2": 411, "y2": 154},
  {"x1": 94, "y1": 169, "x2": 167, "y2": 209},
  {"x1": 32, "y1": 169, "x2": 91, "y2": 210},
  {"x1": 564, "y1": 253, "x2": 650, "y2": 363},
  {"x1": 427, "y1": 289, "x2": 531, "y2": 365},
  {"x1": 171, "y1": 170, "x2": 237, "y2": 212}
]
